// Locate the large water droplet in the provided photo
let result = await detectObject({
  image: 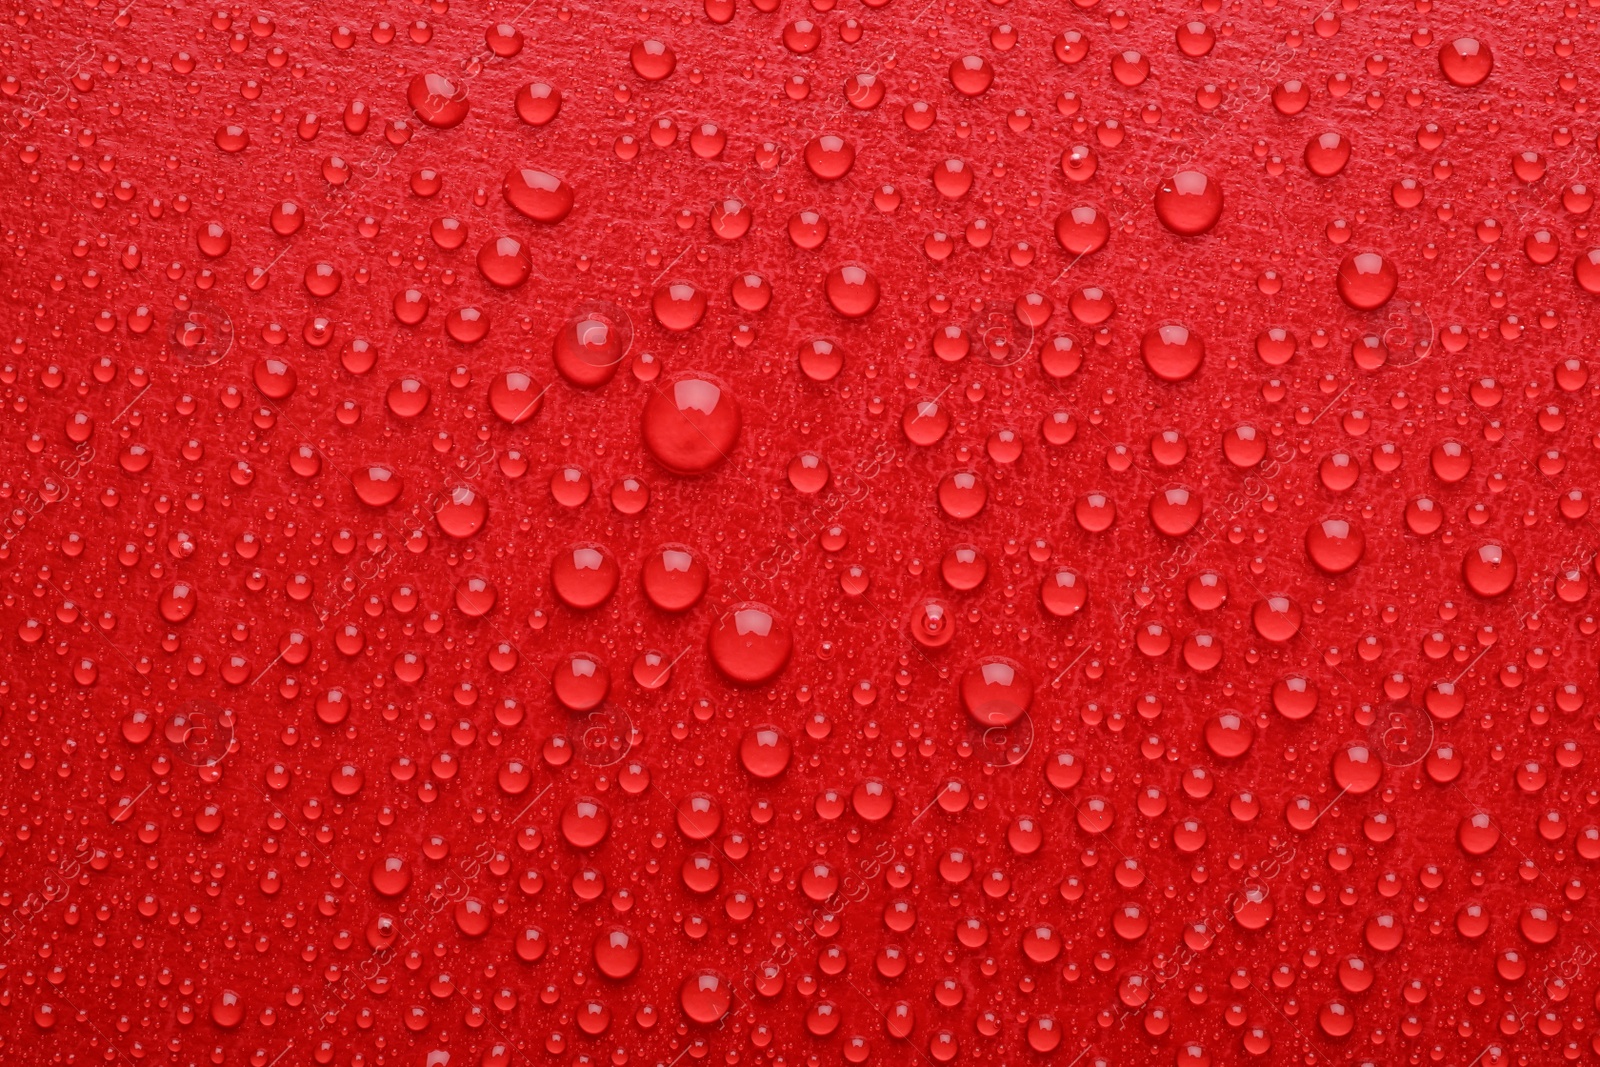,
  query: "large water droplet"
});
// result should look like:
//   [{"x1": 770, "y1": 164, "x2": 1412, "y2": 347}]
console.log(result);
[
  {"x1": 1305, "y1": 131, "x2": 1352, "y2": 177},
  {"x1": 554, "y1": 312, "x2": 627, "y2": 387},
  {"x1": 434, "y1": 484, "x2": 488, "y2": 539},
  {"x1": 353, "y1": 465, "x2": 403, "y2": 506},
  {"x1": 1306, "y1": 517, "x2": 1364, "y2": 574},
  {"x1": 488, "y1": 368, "x2": 545, "y2": 424},
  {"x1": 1439, "y1": 38, "x2": 1493, "y2": 87},
  {"x1": 1141, "y1": 323, "x2": 1204, "y2": 381},
  {"x1": 504, "y1": 168, "x2": 573, "y2": 223},
  {"x1": 552, "y1": 543, "x2": 619, "y2": 610},
  {"x1": 407, "y1": 73, "x2": 469, "y2": 128},
  {"x1": 642, "y1": 375, "x2": 741, "y2": 474},
  {"x1": 1337, "y1": 251, "x2": 1398, "y2": 309},
  {"x1": 1462, "y1": 542, "x2": 1516, "y2": 597},
  {"x1": 651, "y1": 281, "x2": 707, "y2": 331},
  {"x1": 1055, "y1": 204, "x2": 1109, "y2": 255},
  {"x1": 1154, "y1": 170, "x2": 1222, "y2": 235},
  {"x1": 477, "y1": 236, "x2": 529, "y2": 288},
  {"x1": 679, "y1": 972, "x2": 731, "y2": 1024},
  {"x1": 959, "y1": 658, "x2": 1031, "y2": 727},
  {"x1": 740, "y1": 725, "x2": 791, "y2": 778},
  {"x1": 708, "y1": 604, "x2": 792, "y2": 685},
  {"x1": 641, "y1": 544, "x2": 708, "y2": 612},
  {"x1": 825, "y1": 264, "x2": 880, "y2": 317}
]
